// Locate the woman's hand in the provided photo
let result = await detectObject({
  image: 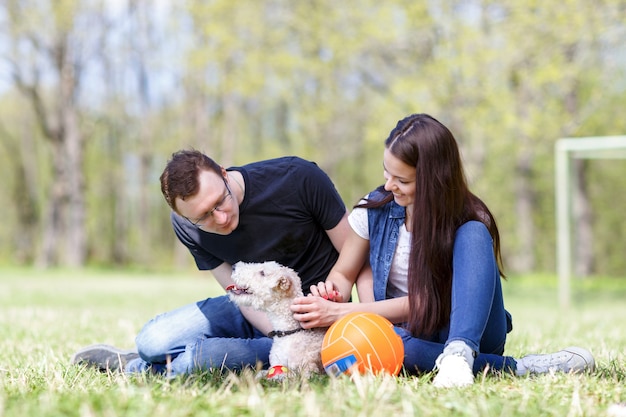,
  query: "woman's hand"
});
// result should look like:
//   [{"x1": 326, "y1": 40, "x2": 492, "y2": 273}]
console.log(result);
[{"x1": 291, "y1": 295, "x2": 347, "y2": 329}]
